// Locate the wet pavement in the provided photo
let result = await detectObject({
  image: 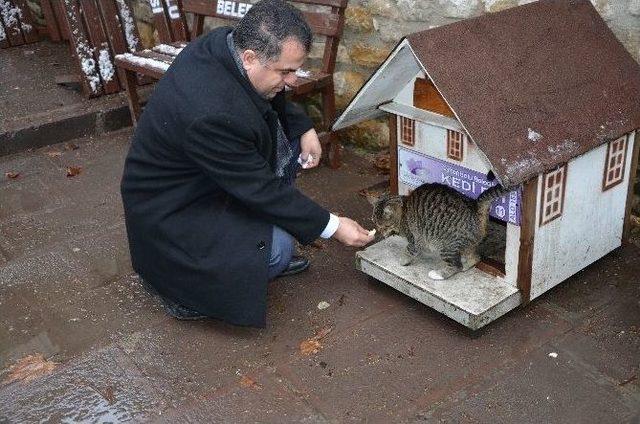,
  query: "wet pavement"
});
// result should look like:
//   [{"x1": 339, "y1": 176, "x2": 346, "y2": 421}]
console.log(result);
[
  {"x1": 0, "y1": 127, "x2": 639, "y2": 423},
  {"x1": 0, "y1": 38, "x2": 639, "y2": 424}
]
